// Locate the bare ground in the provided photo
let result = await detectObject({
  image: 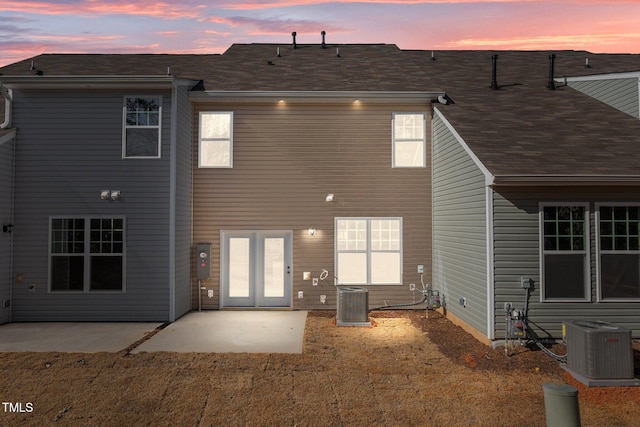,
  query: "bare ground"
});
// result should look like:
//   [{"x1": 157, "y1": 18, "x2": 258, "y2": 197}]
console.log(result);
[{"x1": 1, "y1": 310, "x2": 639, "y2": 426}]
